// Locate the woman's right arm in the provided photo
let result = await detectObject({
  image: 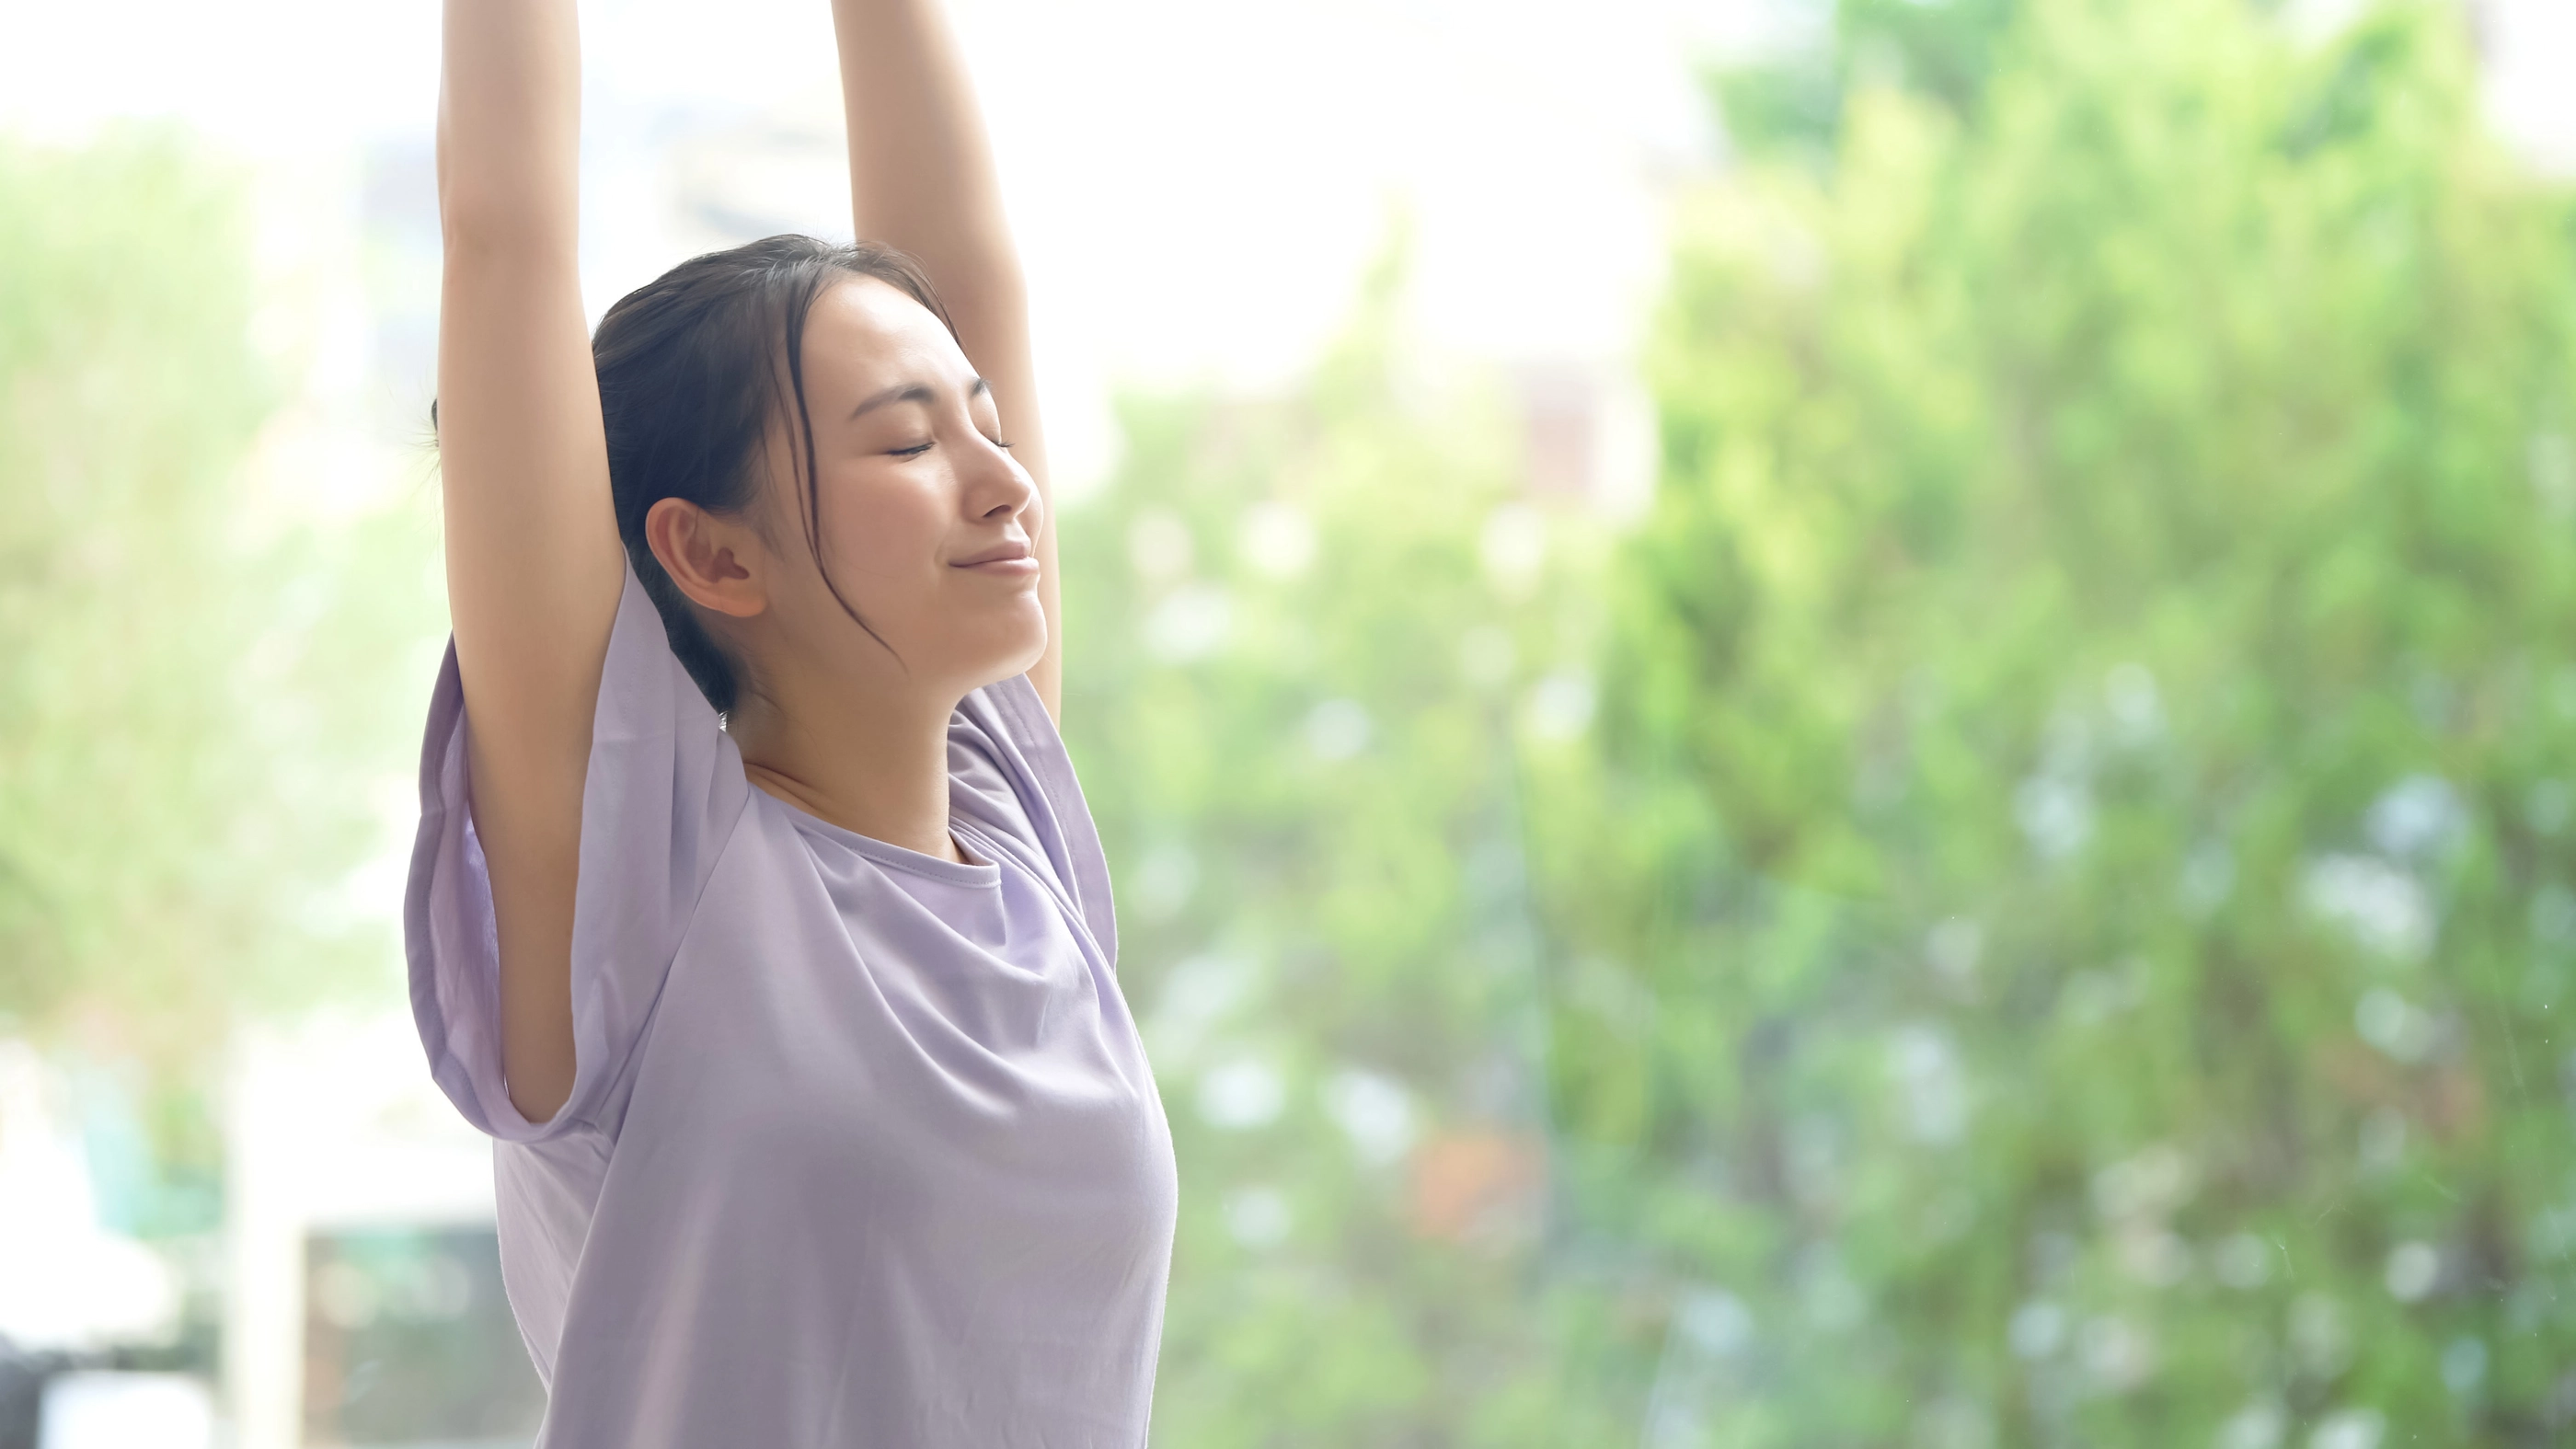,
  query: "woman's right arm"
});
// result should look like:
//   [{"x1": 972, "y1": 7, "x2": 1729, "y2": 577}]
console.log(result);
[{"x1": 435, "y1": 0, "x2": 624, "y2": 1125}]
